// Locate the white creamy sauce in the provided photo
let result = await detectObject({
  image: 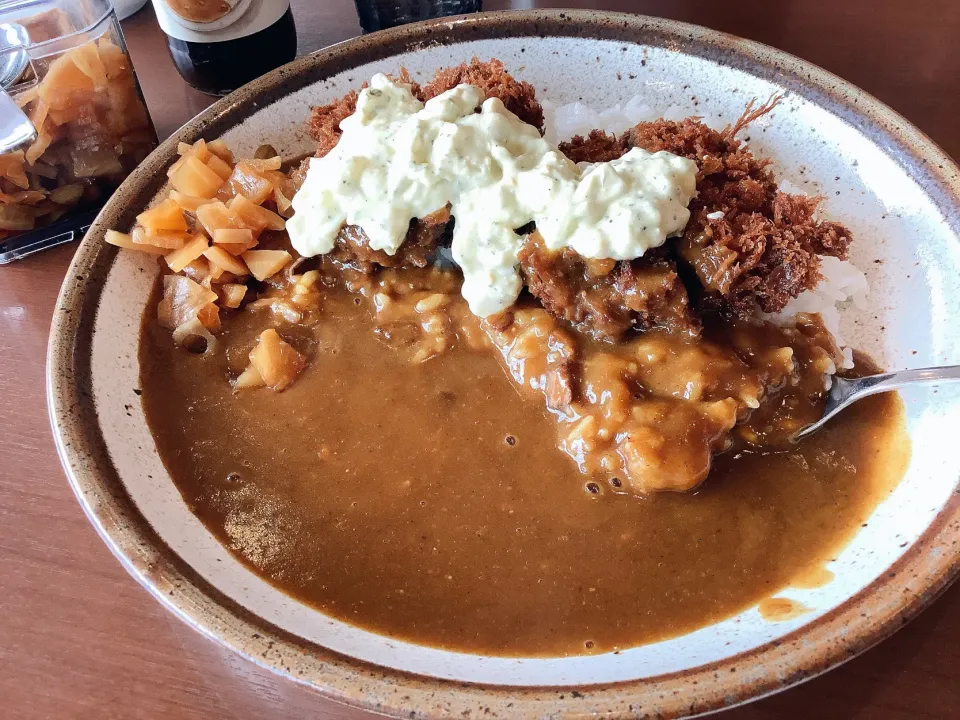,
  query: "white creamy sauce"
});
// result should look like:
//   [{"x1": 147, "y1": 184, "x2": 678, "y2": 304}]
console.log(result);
[{"x1": 288, "y1": 74, "x2": 698, "y2": 317}]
